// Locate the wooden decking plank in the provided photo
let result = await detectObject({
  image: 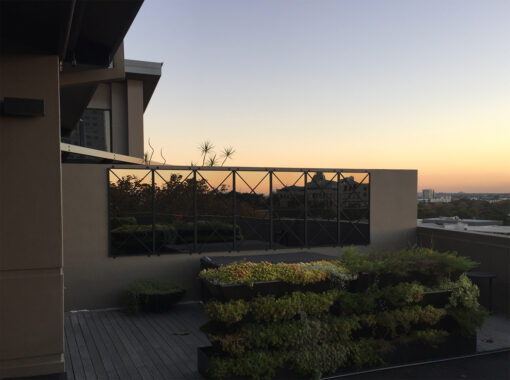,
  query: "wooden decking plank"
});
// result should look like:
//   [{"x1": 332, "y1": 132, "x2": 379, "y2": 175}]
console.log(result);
[
  {"x1": 77, "y1": 313, "x2": 108, "y2": 380},
  {"x1": 64, "y1": 305, "x2": 210, "y2": 380},
  {"x1": 89, "y1": 311, "x2": 132, "y2": 380},
  {"x1": 70, "y1": 313, "x2": 97, "y2": 380},
  {"x1": 102, "y1": 311, "x2": 154, "y2": 380},
  {"x1": 65, "y1": 314, "x2": 87, "y2": 380},
  {"x1": 95, "y1": 311, "x2": 142, "y2": 380},
  {"x1": 141, "y1": 313, "x2": 198, "y2": 375},
  {"x1": 120, "y1": 312, "x2": 191, "y2": 380},
  {"x1": 177, "y1": 305, "x2": 211, "y2": 346},
  {"x1": 114, "y1": 312, "x2": 167, "y2": 380},
  {"x1": 82, "y1": 312, "x2": 121, "y2": 380},
  {"x1": 64, "y1": 325, "x2": 76, "y2": 380},
  {"x1": 156, "y1": 309, "x2": 207, "y2": 349}
]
